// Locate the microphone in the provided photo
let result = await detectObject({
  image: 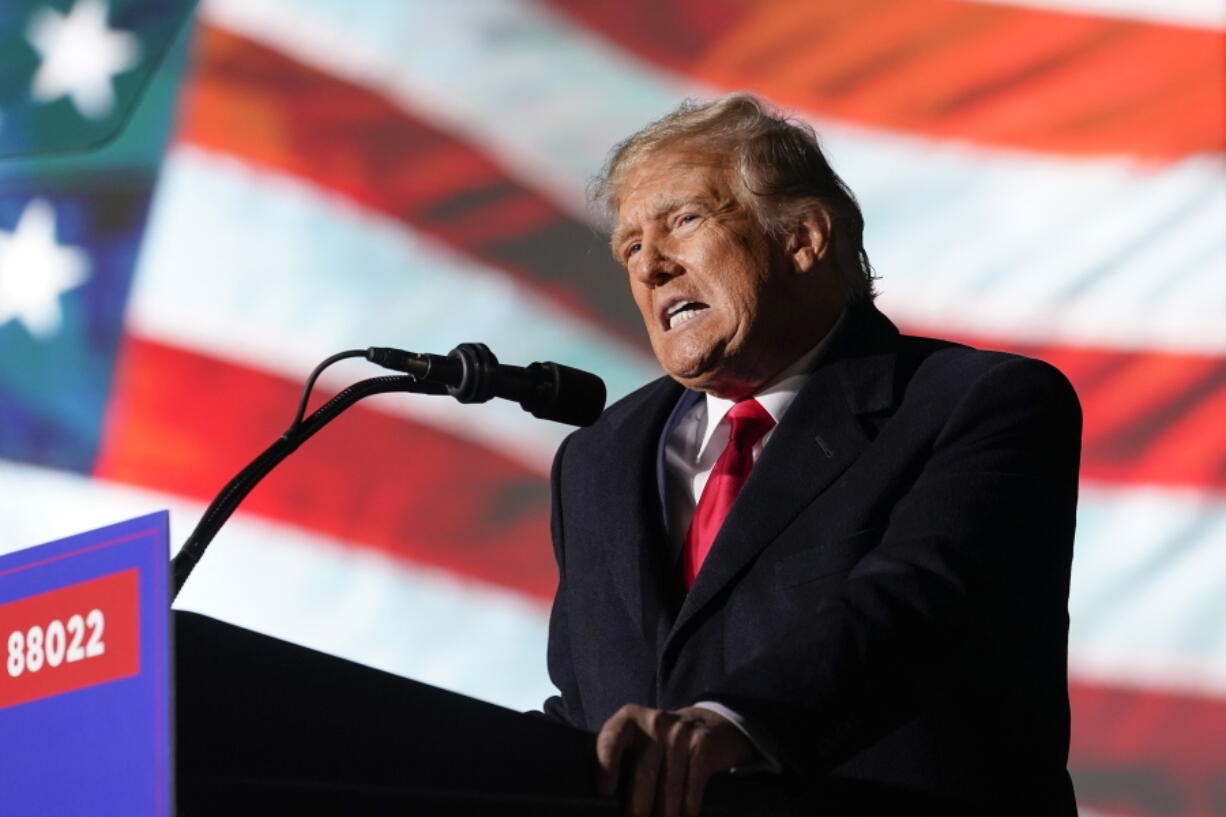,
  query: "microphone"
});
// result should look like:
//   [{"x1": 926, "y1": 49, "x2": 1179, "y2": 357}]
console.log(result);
[{"x1": 366, "y1": 342, "x2": 606, "y2": 427}]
